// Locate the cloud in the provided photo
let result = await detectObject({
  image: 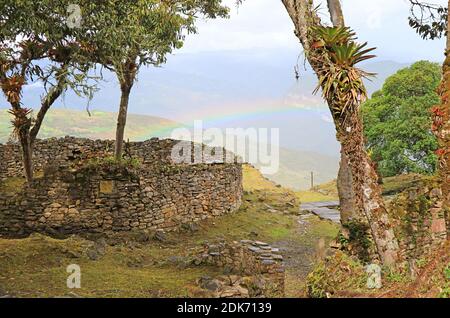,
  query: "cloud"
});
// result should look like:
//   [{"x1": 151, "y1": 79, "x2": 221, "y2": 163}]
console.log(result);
[
  {"x1": 178, "y1": 0, "x2": 446, "y2": 62},
  {"x1": 181, "y1": 0, "x2": 413, "y2": 52},
  {"x1": 23, "y1": 82, "x2": 44, "y2": 90},
  {"x1": 180, "y1": 0, "x2": 298, "y2": 53}
]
